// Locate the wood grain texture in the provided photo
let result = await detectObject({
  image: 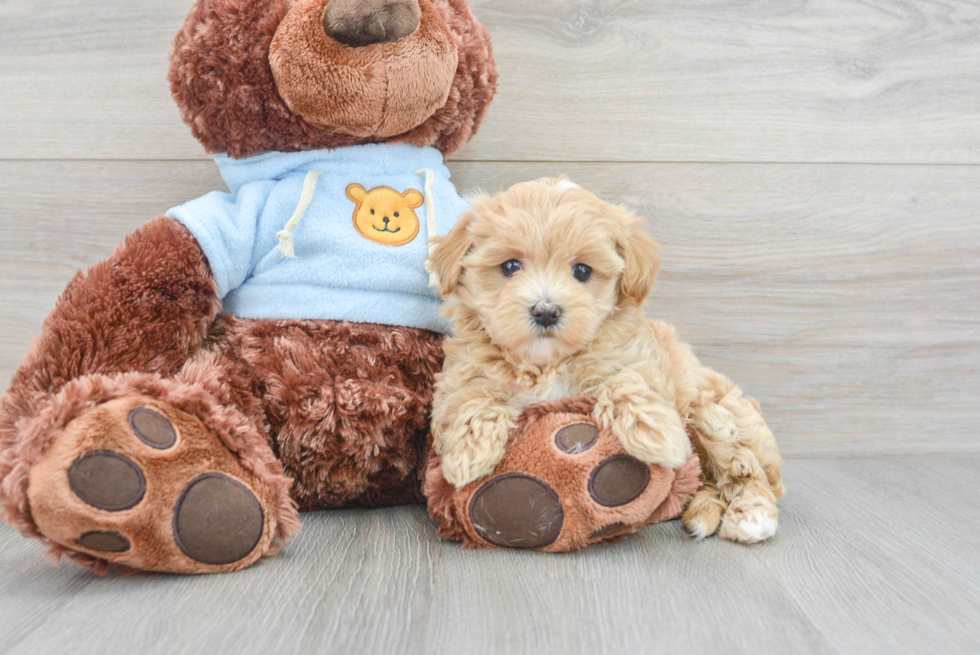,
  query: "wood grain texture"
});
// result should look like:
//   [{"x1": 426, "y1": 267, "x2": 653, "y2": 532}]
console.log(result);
[
  {"x1": 0, "y1": 160, "x2": 977, "y2": 457},
  {"x1": 1, "y1": 458, "x2": 978, "y2": 655},
  {"x1": 1, "y1": 0, "x2": 979, "y2": 162}
]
